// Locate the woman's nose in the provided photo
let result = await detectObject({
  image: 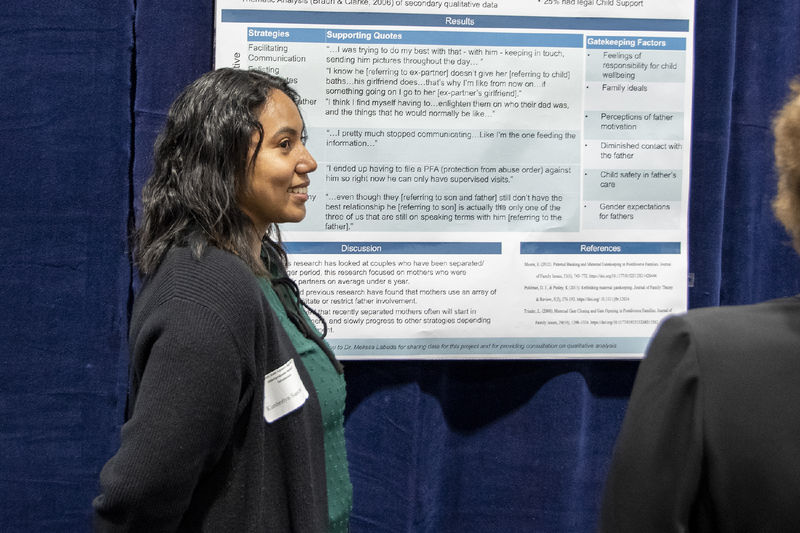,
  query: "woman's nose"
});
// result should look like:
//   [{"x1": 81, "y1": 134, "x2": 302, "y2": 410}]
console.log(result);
[{"x1": 298, "y1": 144, "x2": 317, "y2": 173}]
